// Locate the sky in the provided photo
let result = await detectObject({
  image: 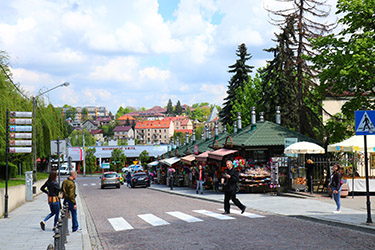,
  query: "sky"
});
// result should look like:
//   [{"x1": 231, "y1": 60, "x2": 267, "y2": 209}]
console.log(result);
[{"x1": 0, "y1": 0, "x2": 338, "y2": 114}]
